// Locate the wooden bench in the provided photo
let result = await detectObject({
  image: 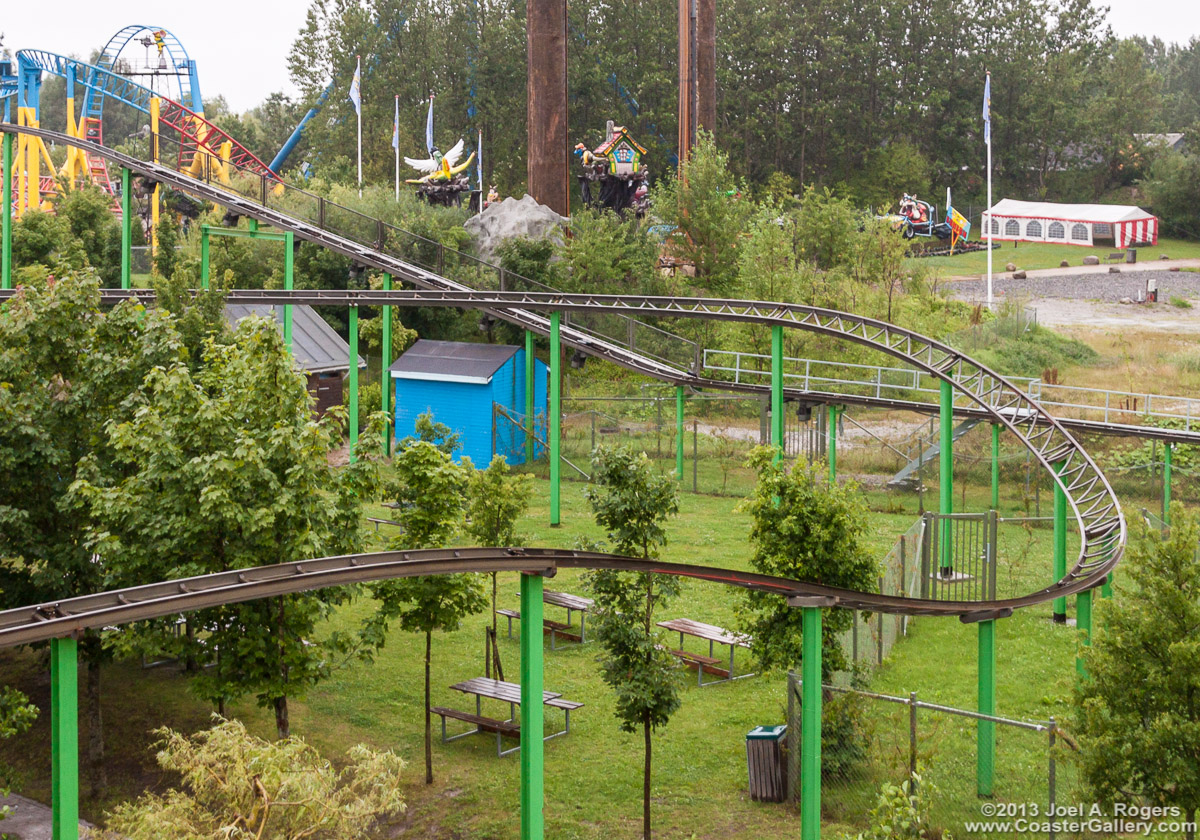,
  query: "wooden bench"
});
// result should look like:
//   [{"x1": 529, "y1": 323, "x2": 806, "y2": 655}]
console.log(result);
[
  {"x1": 1106, "y1": 251, "x2": 1126, "y2": 264},
  {"x1": 497, "y1": 609, "x2": 582, "y2": 649},
  {"x1": 432, "y1": 706, "x2": 520, "y2": 757},
  {"x1": 669, "y1": 649, "x2": 731, "y2": 680}
]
